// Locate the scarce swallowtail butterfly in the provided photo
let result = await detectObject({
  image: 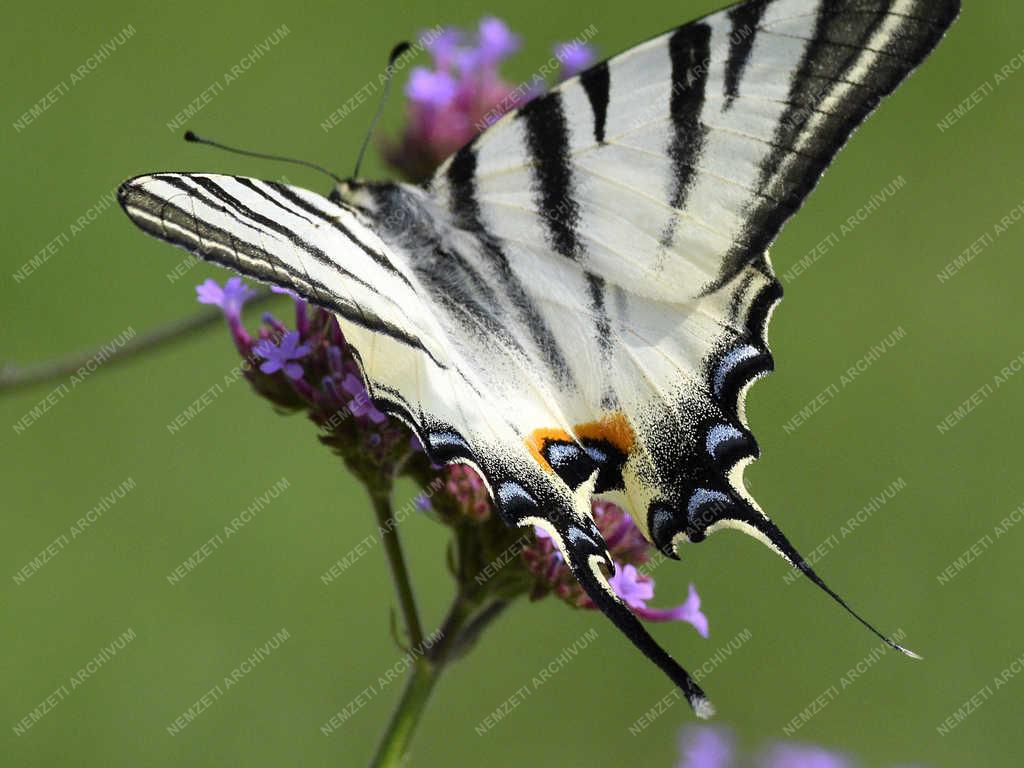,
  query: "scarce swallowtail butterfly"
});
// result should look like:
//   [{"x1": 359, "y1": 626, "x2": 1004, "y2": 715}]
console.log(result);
[{"x1": 119, "y1": 0, "x2": 961, "y2": 718}]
